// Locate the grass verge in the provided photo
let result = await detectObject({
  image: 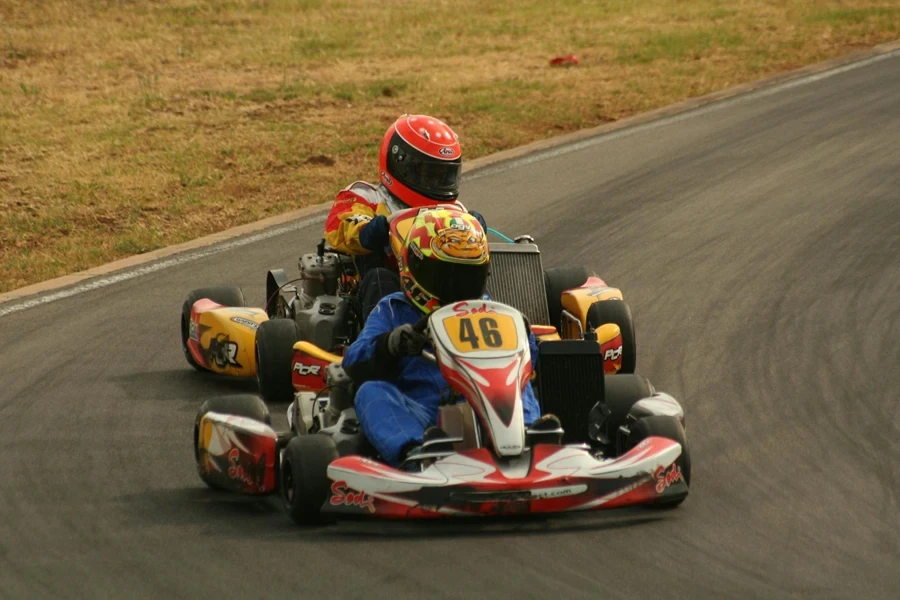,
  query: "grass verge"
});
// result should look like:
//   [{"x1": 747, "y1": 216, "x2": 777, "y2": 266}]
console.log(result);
[{"x1": 1, "y1": 0, "x2": 898, "y2": 292}]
